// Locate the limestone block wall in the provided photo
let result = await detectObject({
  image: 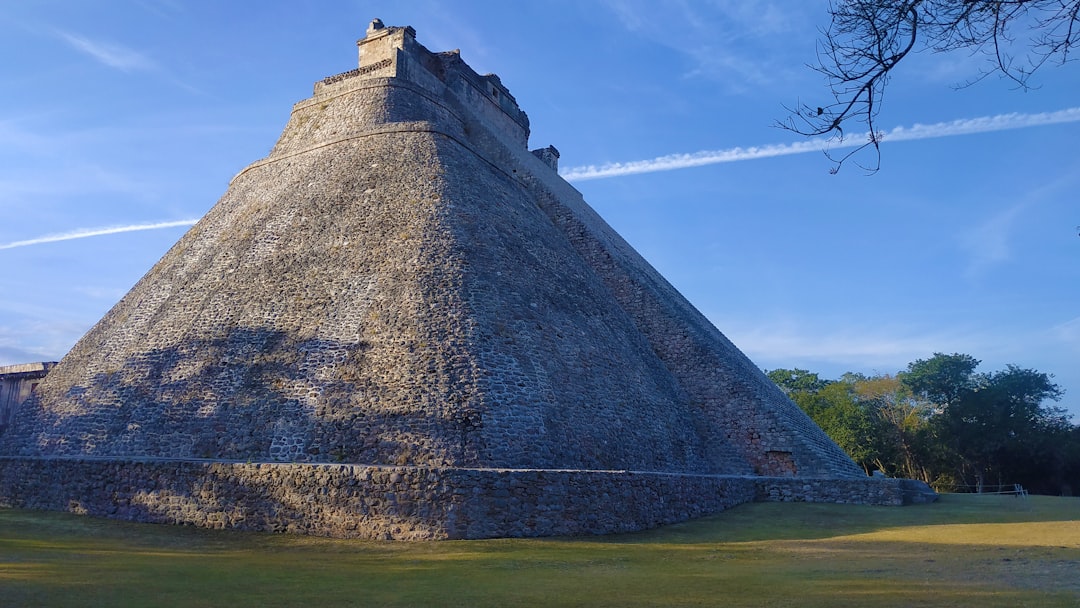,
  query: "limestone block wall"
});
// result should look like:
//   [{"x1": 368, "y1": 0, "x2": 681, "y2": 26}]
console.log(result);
[
  {"x1": 0, "y1": 458, "x2": 763, "y2": 540},
  {"x1": 527, "y1": 181, "x2": 865, "y2": 478},
  {"x1": 438, "y1": 53, "x2": 530, "y2": 149},
  {"x1": 0, "y1": 456, "x2": 921, "y2": 540},
  {"x1": 0, "y1": 133, "x2": 474, "y2": 466},
  {"x1": 270, "y1": 79, "x2": 465, "y2": 160},
  {"x1": 454, "y1": 95, "x2": 865, "y2": 480},
  {"x1": 755, "y1": 477, "x2": 918, "y2": 505},
  {"x1": 429, "y1": 133, "x2": 729, "y2": 472},
  {"x1": 0, "y1": 89, "x2": 740, "y2": 474},
  {"x1": 344, "y1": 22, "x2": 529, "y2": 149}
]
